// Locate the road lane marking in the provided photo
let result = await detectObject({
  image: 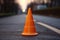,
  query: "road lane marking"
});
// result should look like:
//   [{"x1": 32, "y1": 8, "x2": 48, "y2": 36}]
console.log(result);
[{"x1": 34, "y1": 20, "x2": 60, "y2": 34}]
